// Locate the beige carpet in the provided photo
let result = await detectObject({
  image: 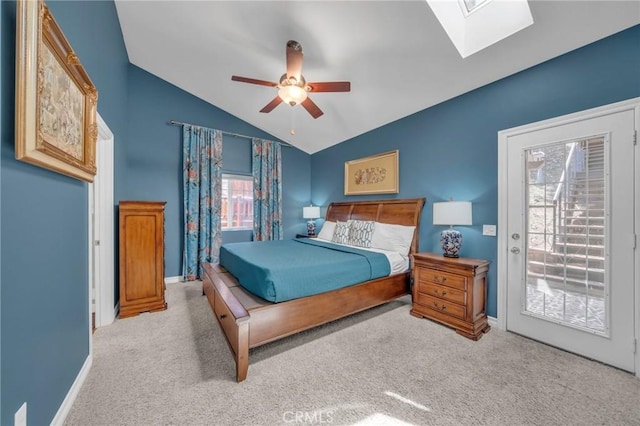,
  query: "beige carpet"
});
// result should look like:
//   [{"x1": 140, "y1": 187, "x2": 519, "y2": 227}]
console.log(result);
[{"x1": 65, "y1": 280, "x2": 640, "y2": 426}]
